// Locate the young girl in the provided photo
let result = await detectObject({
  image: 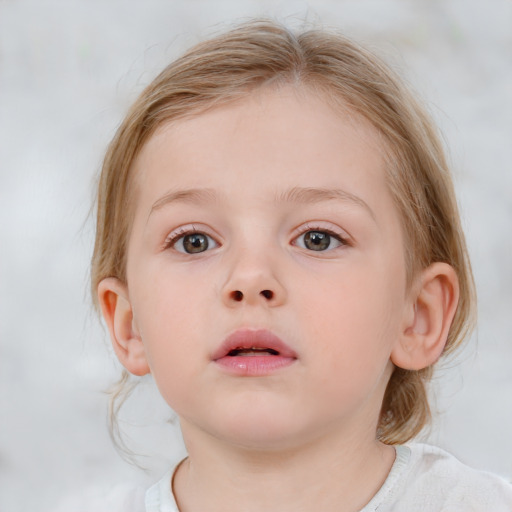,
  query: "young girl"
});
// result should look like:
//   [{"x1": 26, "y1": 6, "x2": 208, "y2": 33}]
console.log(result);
[{"x1": 91, "y1": 20, "x2": 512, "y2": 511}]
